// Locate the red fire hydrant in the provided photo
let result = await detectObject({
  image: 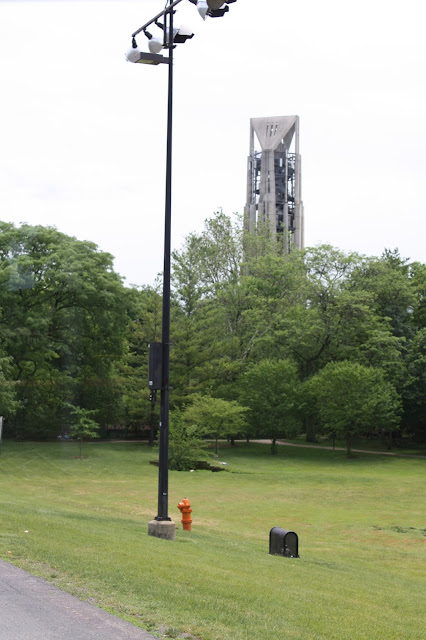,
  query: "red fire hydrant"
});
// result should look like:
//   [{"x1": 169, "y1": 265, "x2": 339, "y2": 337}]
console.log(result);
[{"x1": 177, "y1": 498, "x2": 192, "y2": 532}]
